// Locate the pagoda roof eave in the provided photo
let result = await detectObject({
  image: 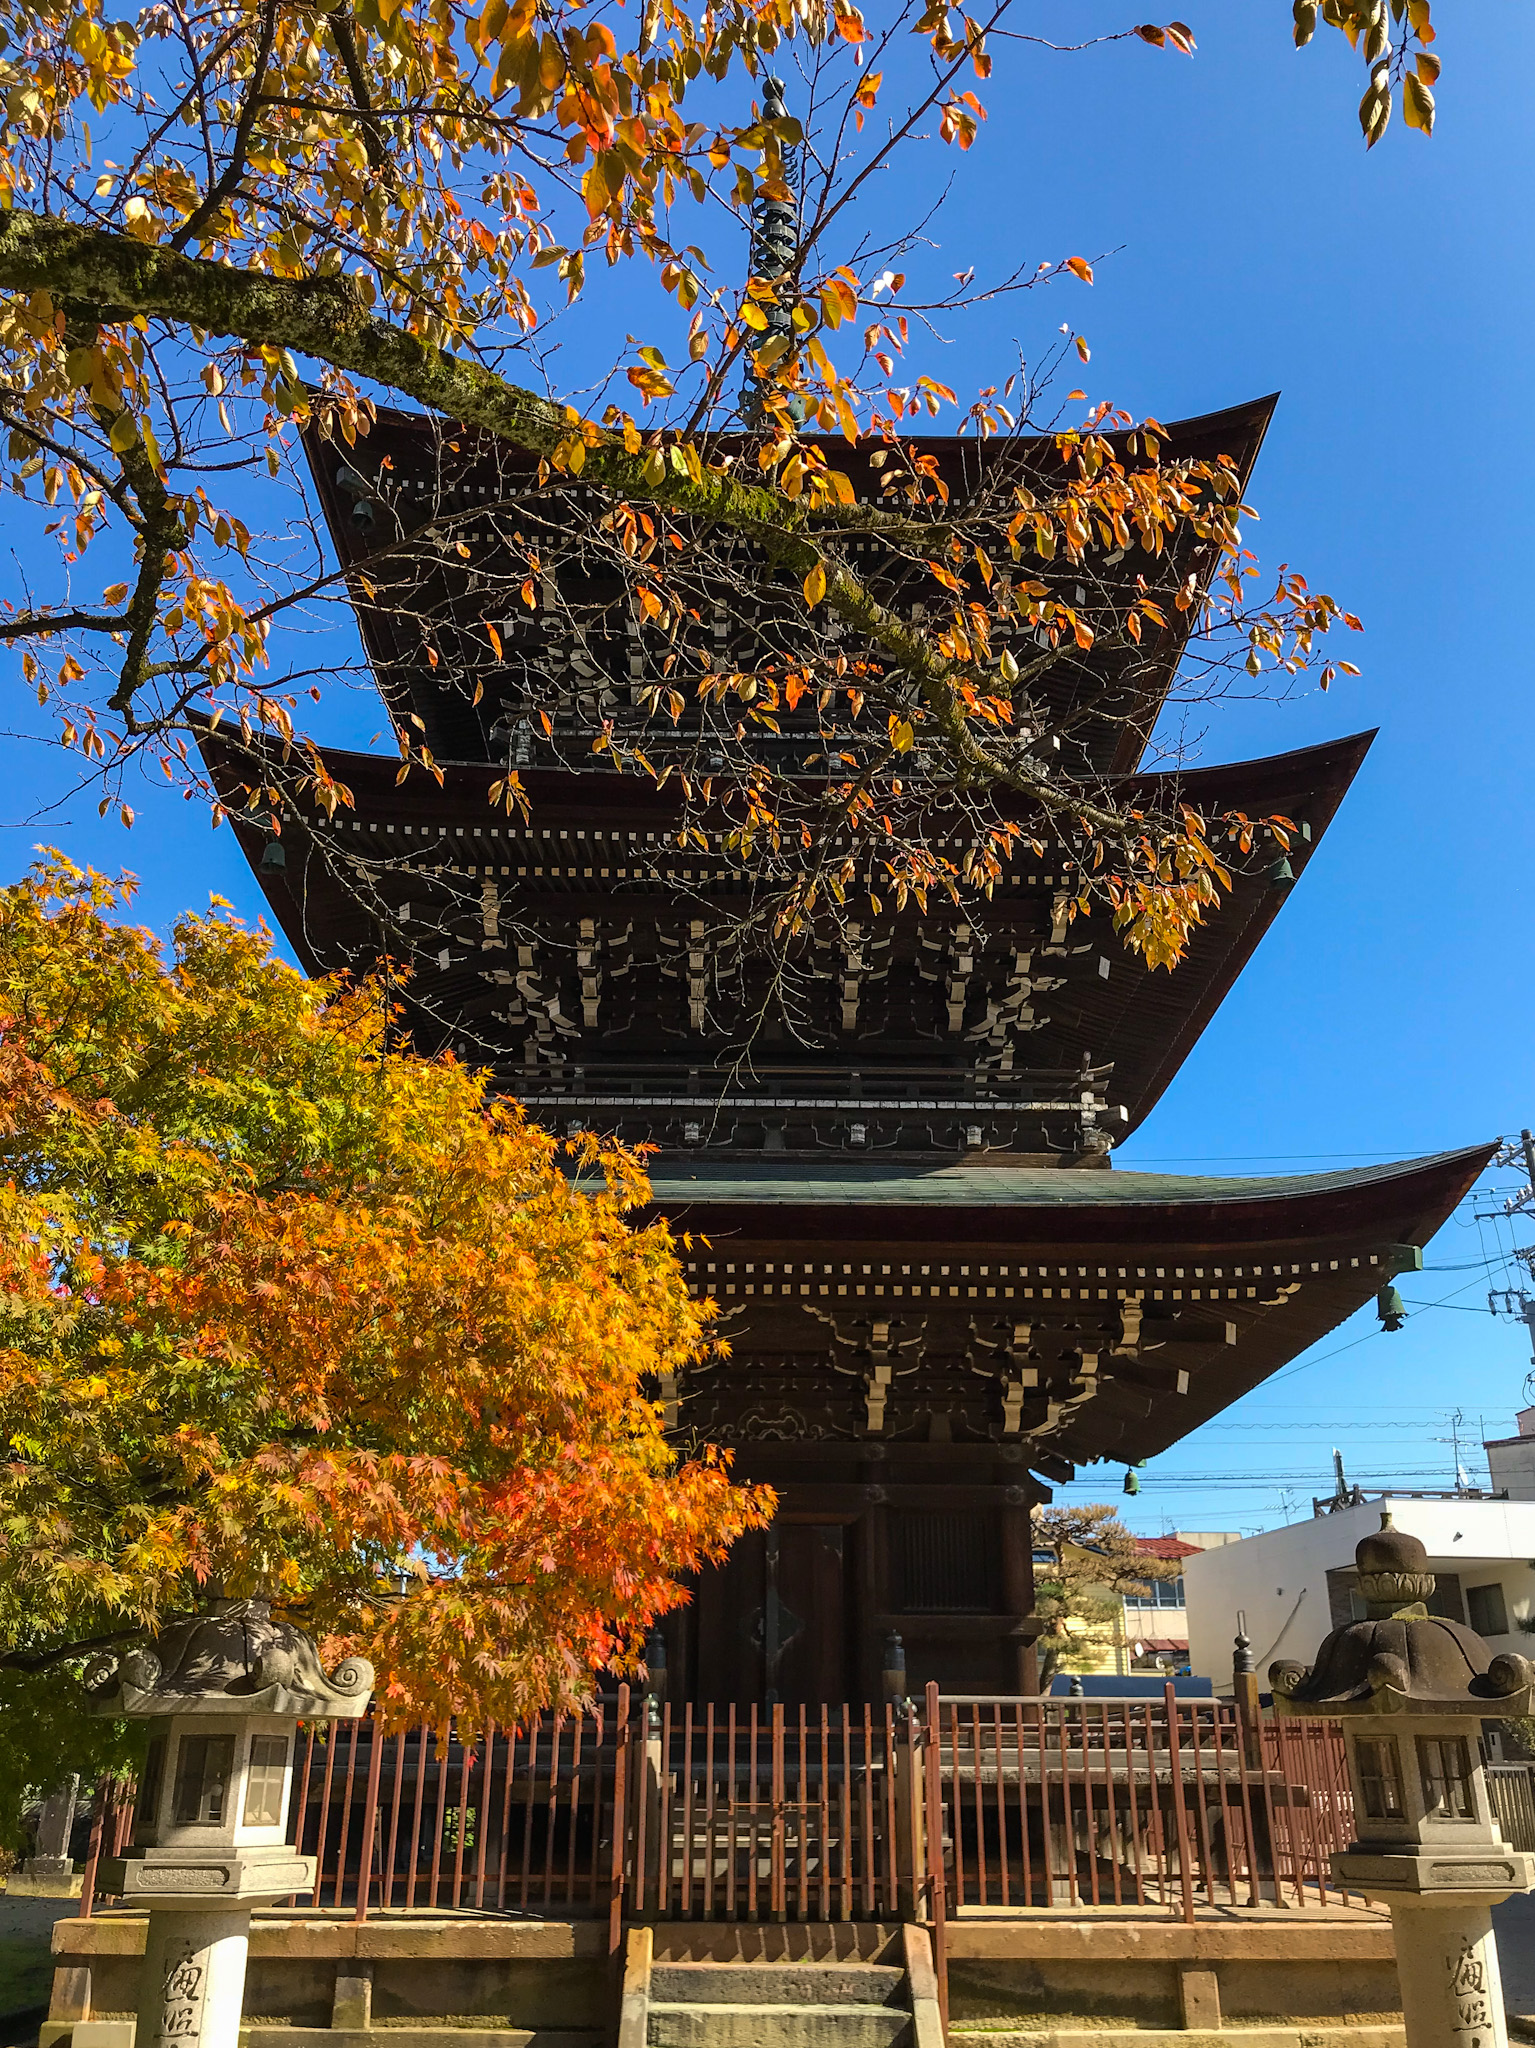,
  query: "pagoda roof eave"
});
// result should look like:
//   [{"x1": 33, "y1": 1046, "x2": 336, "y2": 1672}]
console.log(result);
[
  {"x1": 636, "y1": 1143, "x2": 1491, "y2": 1470},
  {"x1": 635, "y1": 1143, "x2": 1491, "y2": 1239},
  {"x1": 195, "y1": 722, "x2": 1374, "y2": 1140},
  {"x1": 300, "y1": 392, "x2": 1280, "y2": 779}
]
